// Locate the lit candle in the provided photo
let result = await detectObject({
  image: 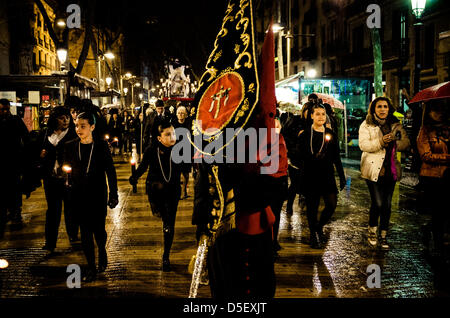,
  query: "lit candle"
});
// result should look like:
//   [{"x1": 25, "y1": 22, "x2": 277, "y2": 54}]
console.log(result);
[
  {"x1": 113, "y1": 137, "x2": 119, "y2": 144},
  {"x1": 62, "y1": 165, "x2": 72, "y2": 188},
  {"x1": 325, "y1": 134, "x2": 331, "y2": 142},
  {"x1": 130, "y1": 158, "x2": 137, "y2": 193},
  {"x1": 105, "y1": 134, "x2": 110, "y2": 141}
]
